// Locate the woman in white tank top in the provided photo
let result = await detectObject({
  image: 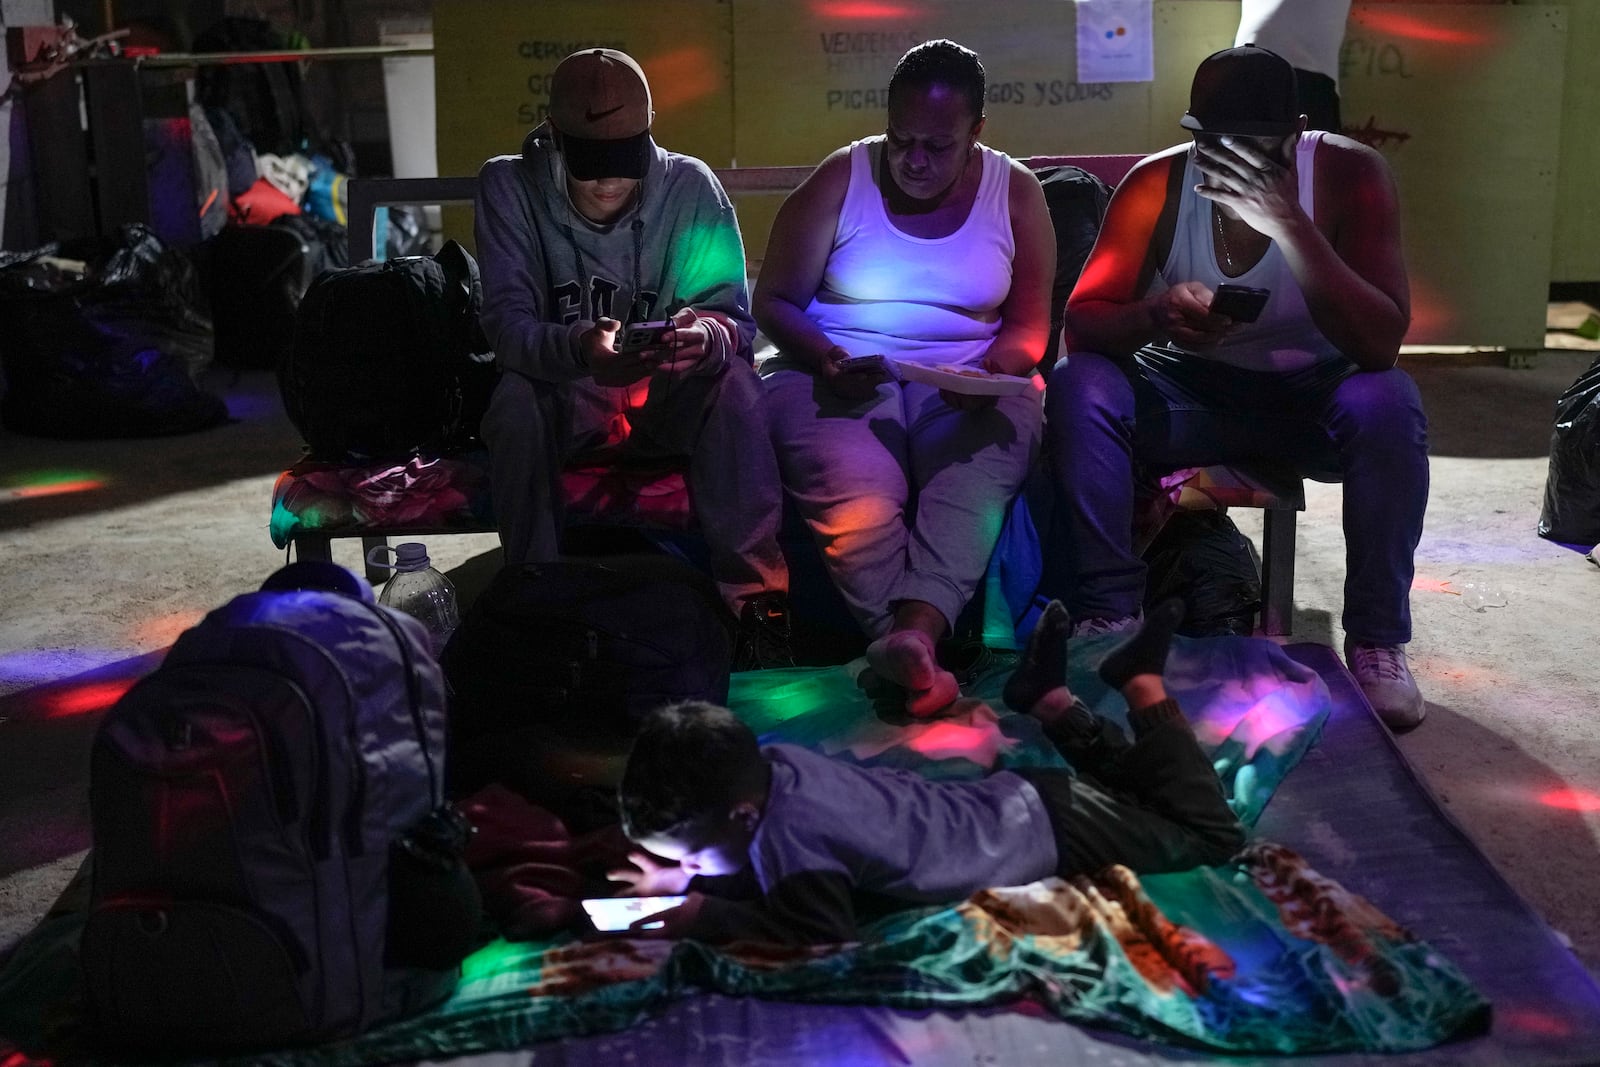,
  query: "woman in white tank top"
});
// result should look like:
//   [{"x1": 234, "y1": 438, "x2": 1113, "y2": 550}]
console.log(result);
[{"x1": 753, "y1": 40, "x2": 1055, "y2": 720}]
